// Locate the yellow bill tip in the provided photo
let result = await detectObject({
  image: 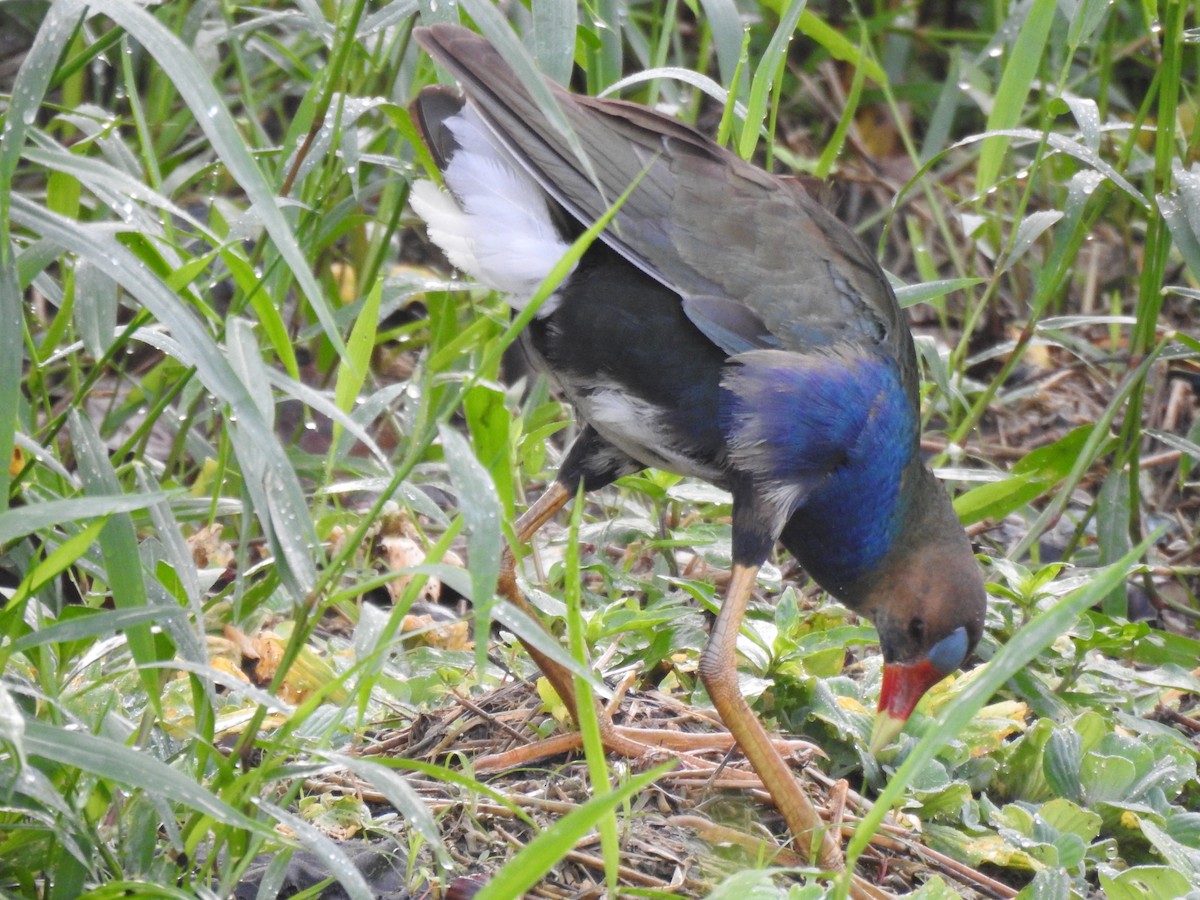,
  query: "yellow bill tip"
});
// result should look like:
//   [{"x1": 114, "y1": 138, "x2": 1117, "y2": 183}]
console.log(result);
[{"x1": 869, "y1": 711, "x2": 907, "y2": 755}]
